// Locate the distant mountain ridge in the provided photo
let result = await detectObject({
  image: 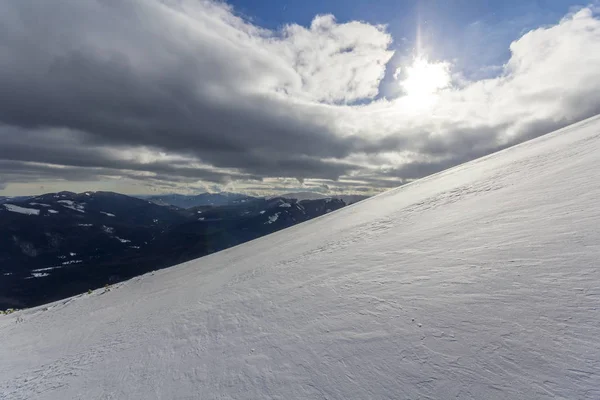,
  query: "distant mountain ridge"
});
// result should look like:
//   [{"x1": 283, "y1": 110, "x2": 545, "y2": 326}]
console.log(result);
[
  {"x1": 0, "y1": 191, "x2": 347, "y2": 308},
  {"x1": 139, "y1": 191, "x2": 369, "y2": 209},
  {"x1": 0, "y1": 195, "x2": 31, "y2": 204},
  {"x1": 139, "y1": 192, "x2": 258, "y2": 208}
]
